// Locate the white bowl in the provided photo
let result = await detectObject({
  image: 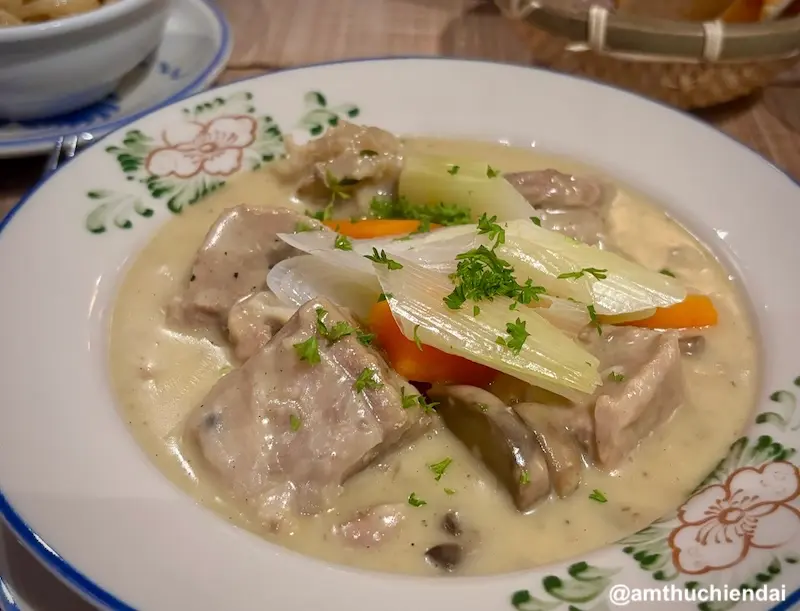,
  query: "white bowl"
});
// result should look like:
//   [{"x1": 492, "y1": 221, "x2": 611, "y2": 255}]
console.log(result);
[
  {"x1": 0, "y1": 59, "x2": 799, "y2": 611},
  {"x1": 0, "y1": 0, "x2": 171, "y2": 121}
]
